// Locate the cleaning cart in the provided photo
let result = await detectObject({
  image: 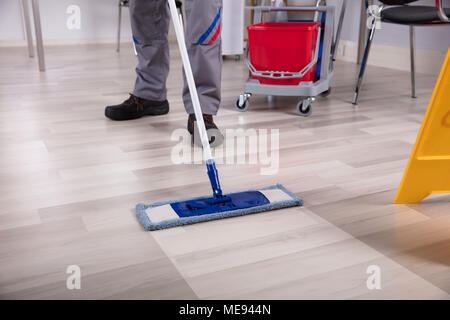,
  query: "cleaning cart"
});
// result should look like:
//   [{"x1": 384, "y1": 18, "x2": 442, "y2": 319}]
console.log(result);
[{"x1": 236, "y1": 1, "x2": 346, "y2": 116}]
